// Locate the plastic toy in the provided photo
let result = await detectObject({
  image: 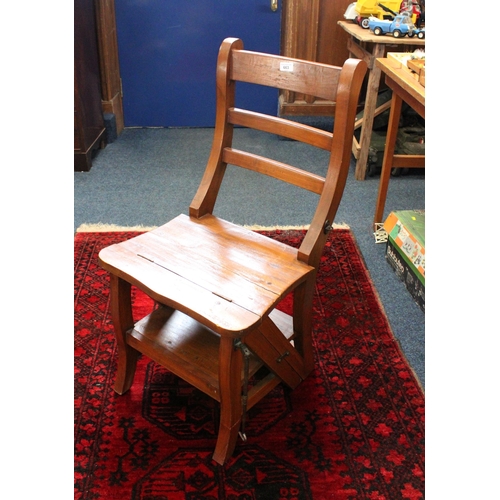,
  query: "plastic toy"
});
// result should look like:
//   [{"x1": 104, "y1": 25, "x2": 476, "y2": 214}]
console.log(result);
[
  {"x1": 344, "y1": 0, "x2": 424, "y2": 30},
  {"x1": 344, "y1": 0, "x2": 402, "y2": 29},
  {"x1": 368, "y1": 13, "x2": 416, "y2": 37},
  {"x1": 414, "y1": 27, "x2": 425, "y2": 39},
  {"x1": 400, "y1": 0, "x2": 422, "y2": 26}
]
